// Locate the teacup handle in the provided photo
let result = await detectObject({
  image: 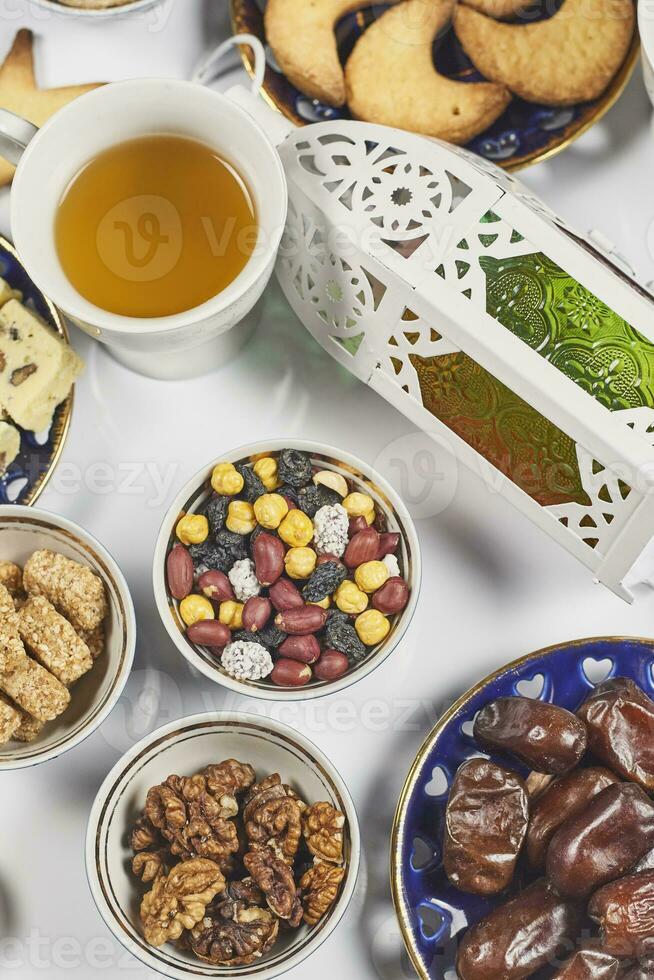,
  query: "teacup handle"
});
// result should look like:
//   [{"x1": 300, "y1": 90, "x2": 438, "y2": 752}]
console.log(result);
[{"x1": 0, "y1": 108, "x2": 38, "y2": 165}]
